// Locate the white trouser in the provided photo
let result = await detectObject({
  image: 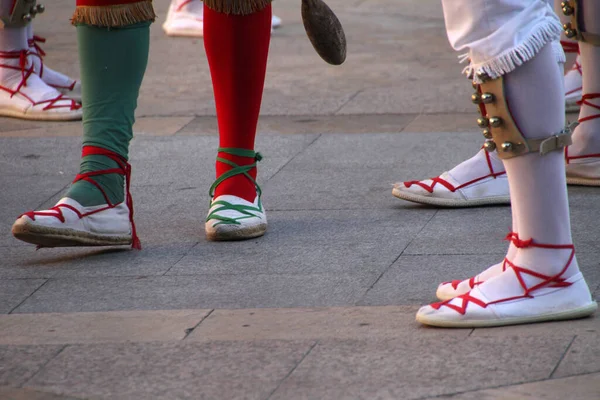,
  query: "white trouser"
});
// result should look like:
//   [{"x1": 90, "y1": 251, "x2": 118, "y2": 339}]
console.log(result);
[{"x1": 441, "y1": 0, "x2": 563, "y2": 82}]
